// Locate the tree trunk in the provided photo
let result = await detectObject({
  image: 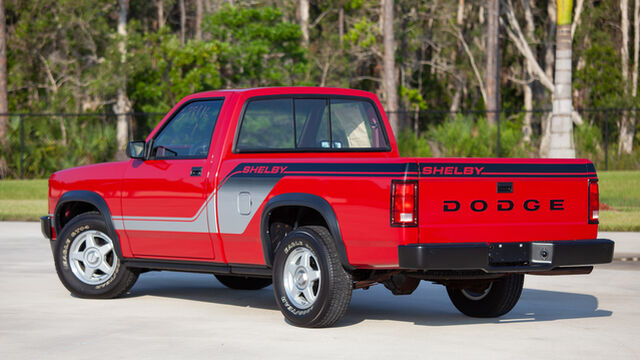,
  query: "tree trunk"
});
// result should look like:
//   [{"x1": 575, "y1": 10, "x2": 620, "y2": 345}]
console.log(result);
[
  {"x1": 0, "y1": 0, "x2": 8, "y2": 177},
  {"x1": 195, "y1": 0, "x2": 203, "y2": 40},
  {"x1": 382, "y1": 0, "x2": 399, "y2": 134},
  {"x1": 457, "y1": 0, "x2": 465, "y2": 24},
  {"x1": 156, "y1": 0, "x2": 164, "y2": 29},
  {"x1": 114, "y1": 0, "x2": 132, "y2": 161},
  {"x1": 622, "y1": 0, "x2": 630, "y2": 84},
  {"x1": 634, "y1": 0, "x2": 640, "y2": 97},
  {"x1": 338, "y1": 6, "x2": 344, "y2": 47},
  {"x1": 522, "y1": 0, "x2": 536, "y2": 144},
  {"x1": 619, "y1": 0, "x2": 636, "y2": 155},
  {"x1": 179, "y1": 0, "x2": 186, "y2": 46},
  {"x1": 540, "y1": 0, "x2": 557, "y2": 157},
  {"x1": 548, "y1": 0, "x2": 575, "y2": 158},
  {"x1": 299, "y1": 0, "x2": 309, "y2": 48},
  {"x1": 485, "y1": 0, "x2": 500, "y2": 127}
]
